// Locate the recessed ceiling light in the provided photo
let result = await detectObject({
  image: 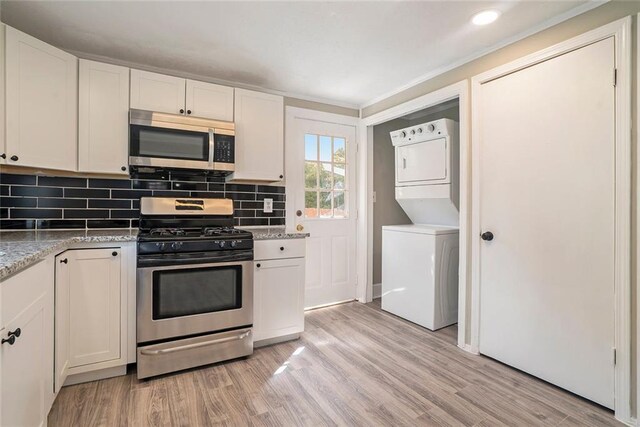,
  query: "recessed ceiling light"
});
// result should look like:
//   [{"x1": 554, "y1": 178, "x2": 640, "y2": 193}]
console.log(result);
[{"x1": 472, "y1": 10, "x2": 500, "y2": 26}]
